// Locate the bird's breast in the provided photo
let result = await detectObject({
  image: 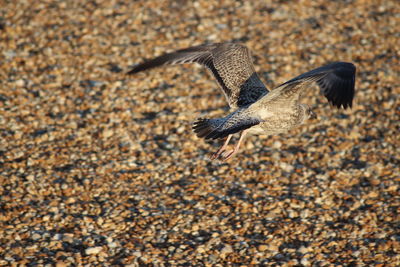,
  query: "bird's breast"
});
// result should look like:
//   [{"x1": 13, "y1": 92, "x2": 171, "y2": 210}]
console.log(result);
[{"x1": 257, "y1": 110, "x2": 304, "y2": 135}]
